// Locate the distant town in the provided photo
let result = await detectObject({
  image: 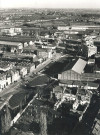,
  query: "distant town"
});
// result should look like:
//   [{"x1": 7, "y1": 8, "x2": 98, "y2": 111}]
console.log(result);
[{"x1": 0, "y1": 8, "x2": 100, "y2": 135}]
